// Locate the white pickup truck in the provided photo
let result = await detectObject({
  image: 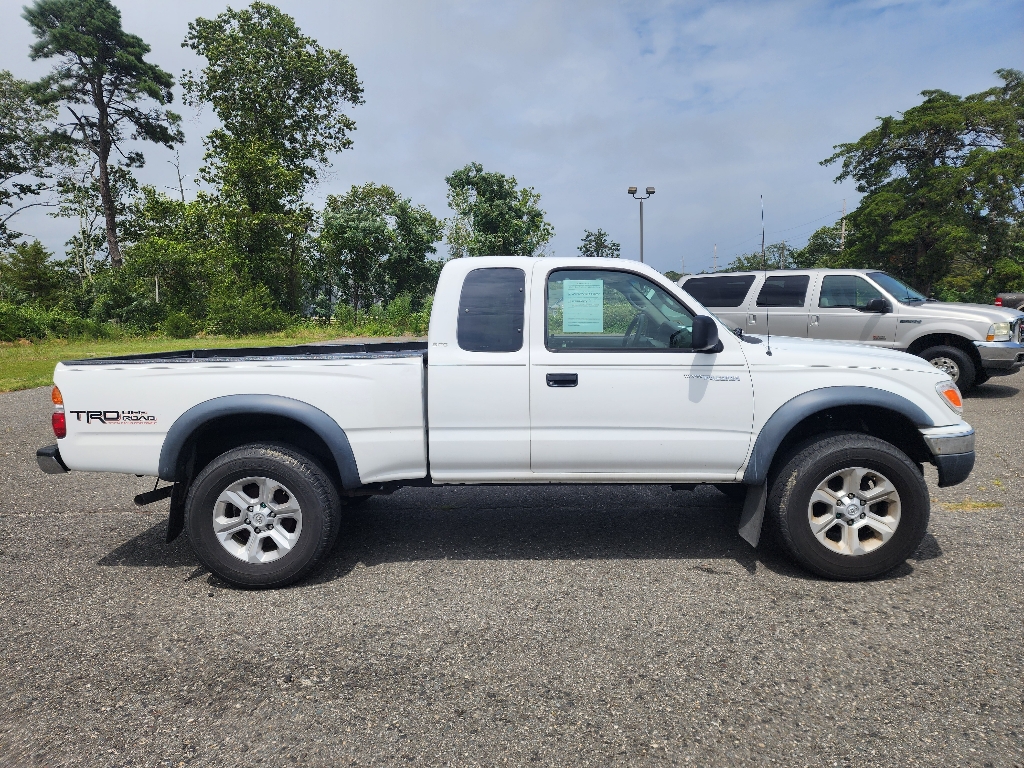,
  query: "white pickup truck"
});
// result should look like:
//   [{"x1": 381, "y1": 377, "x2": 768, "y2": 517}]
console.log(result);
[{"x1": 37, "y1": 257, "x2": 976, "y2": 588}]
